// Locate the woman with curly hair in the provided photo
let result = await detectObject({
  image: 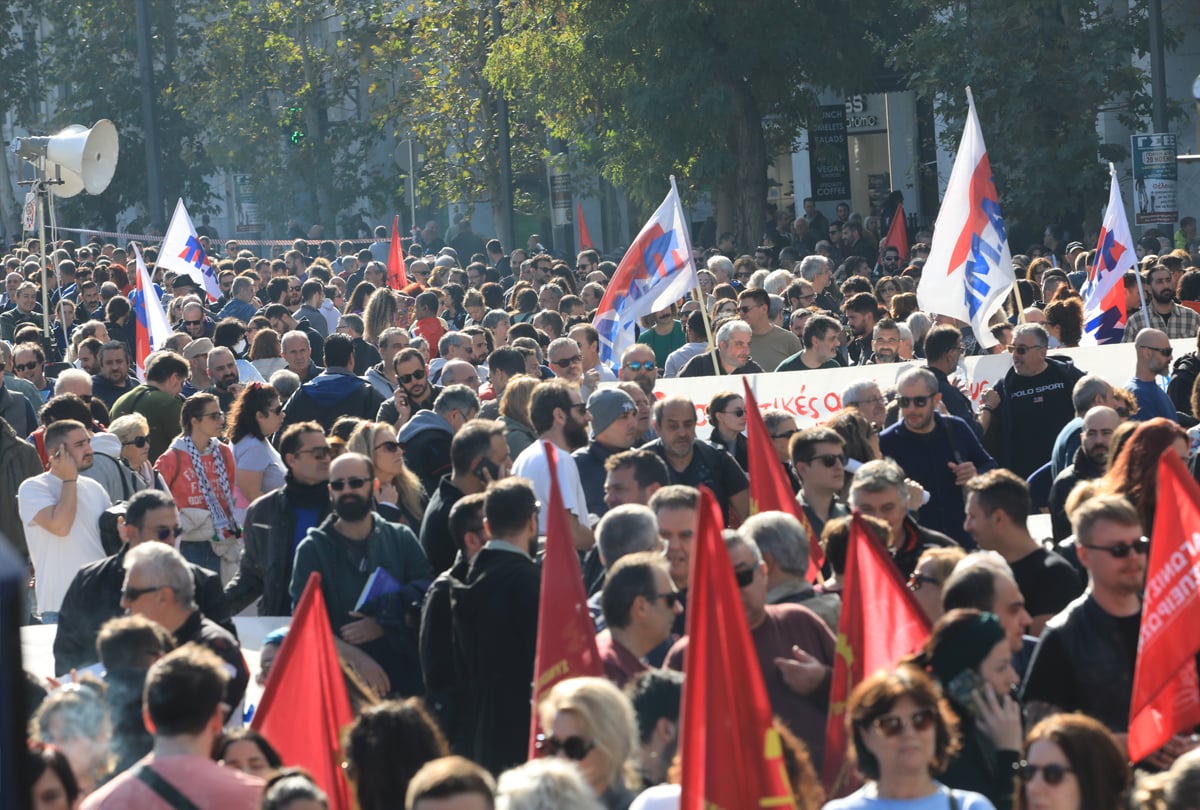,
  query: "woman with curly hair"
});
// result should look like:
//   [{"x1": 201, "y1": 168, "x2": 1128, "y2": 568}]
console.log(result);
[
  {"x1": 1043, "y1": 292, "x2": 1083, "y2": 348},
  {"x1": 344, "y1": 698, "x2": 450, "y2": 810},
  {"x1": 228, "y1": 382, "x2": 287, "y2": 515},
  {"x1": 346, "y1": 420, "x2": 426, "y2": 530}
]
